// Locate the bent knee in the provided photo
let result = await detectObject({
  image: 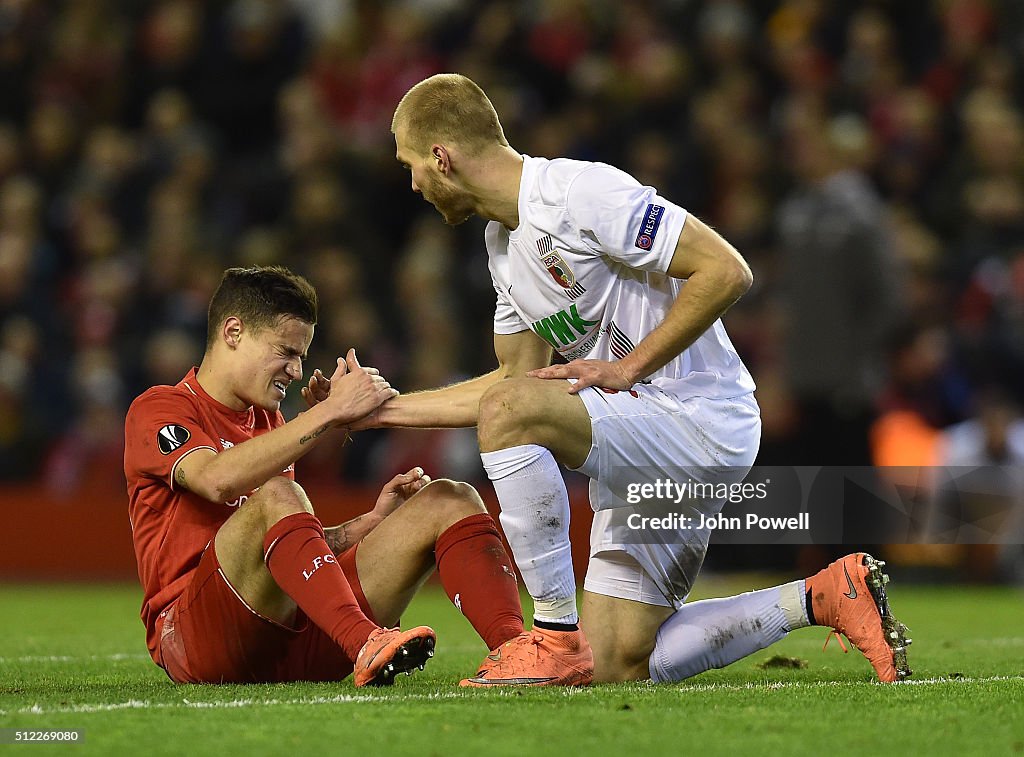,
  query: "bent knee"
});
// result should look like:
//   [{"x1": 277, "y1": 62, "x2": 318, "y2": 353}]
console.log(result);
[
  {"x1": 480, "y1": 378, "x2": 535, "y2": 414},
  {"x1": 478, "y1": 379, "x2": 590, "y2": 458},
  {"x1": 247, "y1": 477, "x2": 314, "y2": 526},
  {"x1": 478, "y1": 380, "x2": 545, "y2": 442},
  {"x1": 410, "y1": 478, "x2": 487, "y2": 529}
]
